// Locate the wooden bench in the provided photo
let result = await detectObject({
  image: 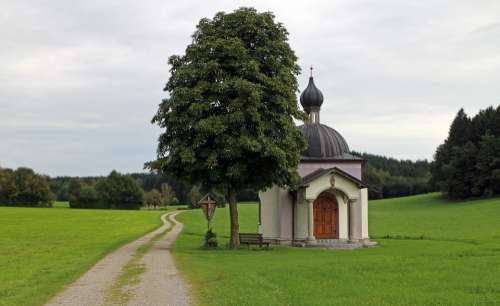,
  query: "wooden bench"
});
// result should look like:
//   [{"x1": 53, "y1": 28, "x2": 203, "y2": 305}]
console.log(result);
[{"x1": 239, "y1": 233, "x2": 270, "y2": 248}]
